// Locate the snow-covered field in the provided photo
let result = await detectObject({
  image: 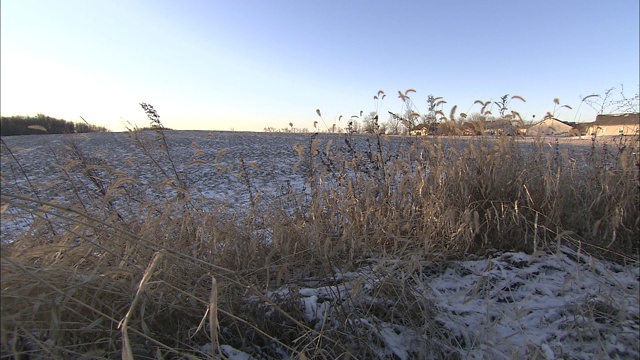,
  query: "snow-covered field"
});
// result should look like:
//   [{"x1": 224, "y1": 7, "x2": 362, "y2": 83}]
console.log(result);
[
  {"x1": 244, "y1": 247, "x2": 639, "y2": 359},
  {"x1": 1, "y1": 131, "x2": 638, "y2": 359}
]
